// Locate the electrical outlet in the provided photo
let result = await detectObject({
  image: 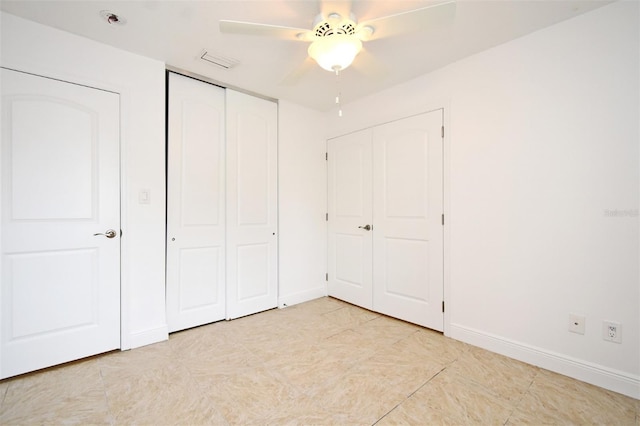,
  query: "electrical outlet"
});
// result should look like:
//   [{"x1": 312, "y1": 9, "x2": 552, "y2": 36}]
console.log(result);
[
  {"x1": 569, "y1": 314, "x2": 585, "y2": 335},
  {"x1": 603, "y1": 321, "x2": 622, "y2": 343}
]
